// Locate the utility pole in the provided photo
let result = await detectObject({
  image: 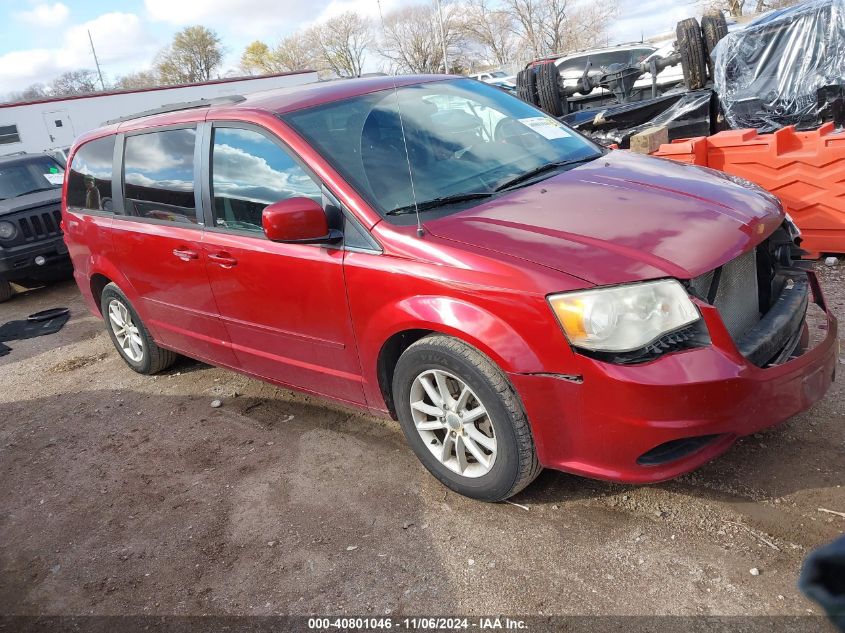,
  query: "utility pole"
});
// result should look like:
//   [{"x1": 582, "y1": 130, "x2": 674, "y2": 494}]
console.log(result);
[
  {"x1": 435, "y1": 0, "x2": 449, "y2": 74},
  {"x1": 88, "y1": 30, "x2": 106, "y2": 91}
]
